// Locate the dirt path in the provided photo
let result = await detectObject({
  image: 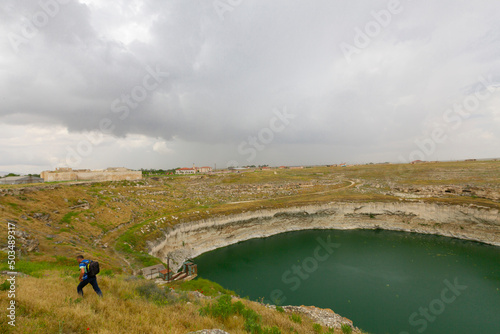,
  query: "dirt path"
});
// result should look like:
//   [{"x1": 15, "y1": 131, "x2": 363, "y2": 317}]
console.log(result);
[{"x1": 226, "y1": 179, "x2": 357, "y2": 205}]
